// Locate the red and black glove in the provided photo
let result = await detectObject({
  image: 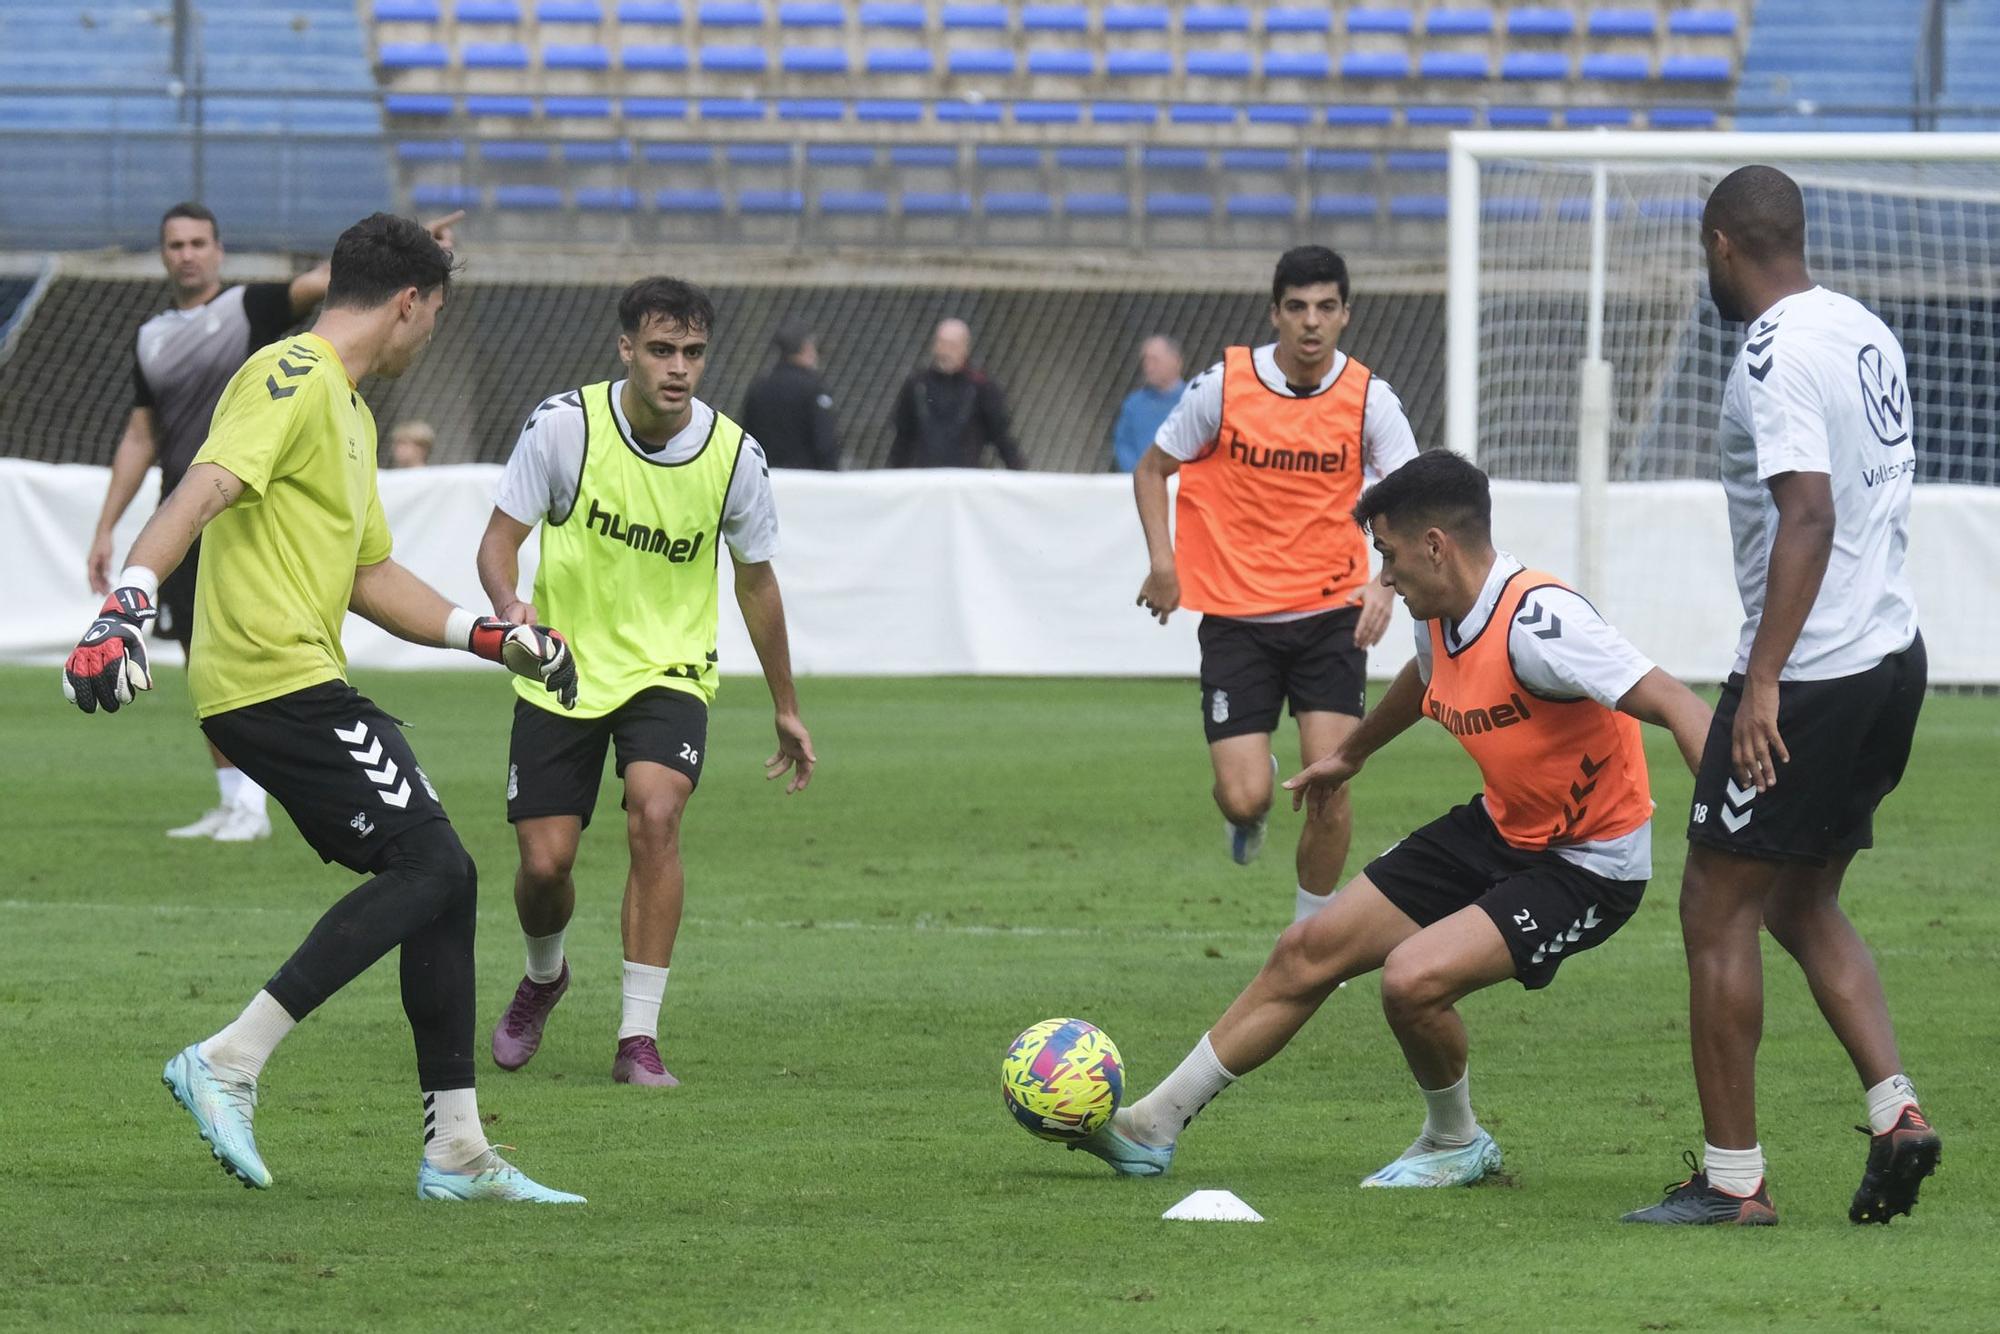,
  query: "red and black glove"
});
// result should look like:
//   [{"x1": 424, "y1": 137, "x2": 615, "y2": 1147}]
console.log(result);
[
  {"x1": 469, "y1": 616, "x2": 578, "y2": 711},
  {"x1": 62, "y1": 586, "x2": 156, "y2": 714}
]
